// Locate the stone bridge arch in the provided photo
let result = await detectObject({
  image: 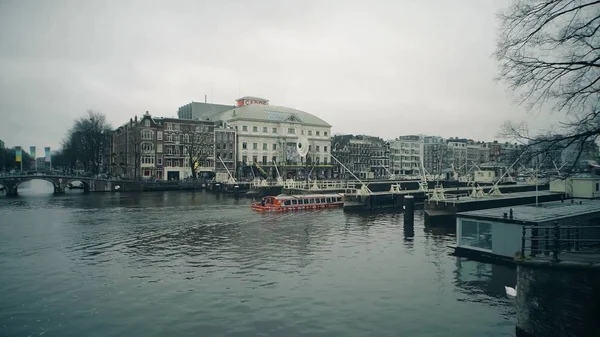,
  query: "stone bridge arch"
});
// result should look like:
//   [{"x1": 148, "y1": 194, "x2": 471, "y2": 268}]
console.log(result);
[
  {"x1": 13, "y1": 176, "x2": 63, "y2": 195},
  {"x1": 61, "y1": 178, "x2": 91, "y2": 193}
]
